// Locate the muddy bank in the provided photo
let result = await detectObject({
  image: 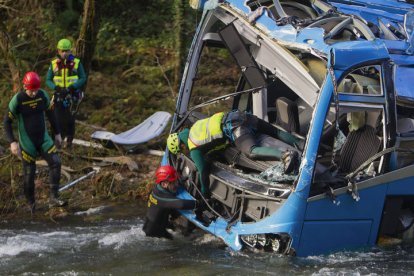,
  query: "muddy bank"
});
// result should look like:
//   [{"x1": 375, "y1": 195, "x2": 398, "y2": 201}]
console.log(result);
[
  {"x1": 0, "y1": 142, "x2": 162, "y2": 222},
  {"x1": 0, "y1": 76, "x2": 168, "y2": 222}
]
